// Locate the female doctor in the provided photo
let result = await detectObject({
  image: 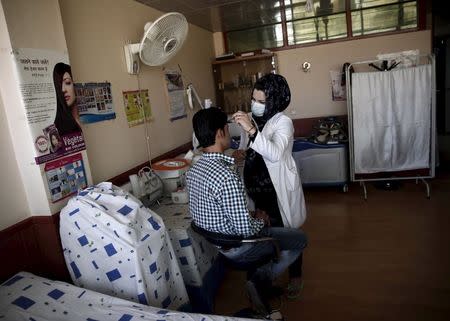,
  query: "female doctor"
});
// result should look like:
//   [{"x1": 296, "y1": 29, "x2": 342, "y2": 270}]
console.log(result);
[{"x1": 232, "y1": 73, "x2": 306, "y2": 298}]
